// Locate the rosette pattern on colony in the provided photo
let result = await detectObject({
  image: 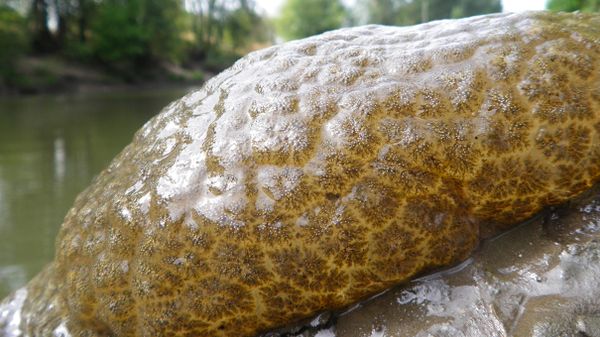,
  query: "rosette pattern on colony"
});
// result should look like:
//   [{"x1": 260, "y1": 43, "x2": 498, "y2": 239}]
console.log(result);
[{"x1": 1, "y1": 10, "x2": 600, "y2": 337}]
